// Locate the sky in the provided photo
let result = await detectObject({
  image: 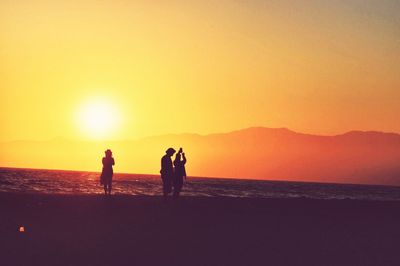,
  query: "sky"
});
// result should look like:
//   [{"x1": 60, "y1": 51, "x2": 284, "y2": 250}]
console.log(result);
[{"x1": 1, "y1": 0, "x2": 399, "y2": 142}]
